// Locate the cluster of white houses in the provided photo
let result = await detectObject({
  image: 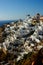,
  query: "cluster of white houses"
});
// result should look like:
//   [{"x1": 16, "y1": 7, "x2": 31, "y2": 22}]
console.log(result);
[{"x1": 0, "y1": 13, "x2": 43, "y2": 62}]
